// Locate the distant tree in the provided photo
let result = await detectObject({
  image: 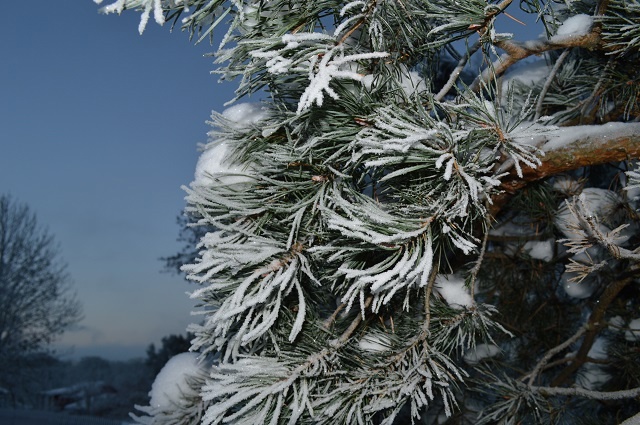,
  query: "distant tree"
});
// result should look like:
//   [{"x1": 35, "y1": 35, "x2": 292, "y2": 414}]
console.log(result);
[
  {"x1": 161, "y1": 213, "x2": 212, "y2": 276},
  {"x1": 145, "y1": 333, "x2": 194, "y2": 376},
  {"x1": 0, "y1": 194, "x2": 82, "y2": 390},
  {"x1": 72, "y1": 356, "x2": 113, "y2": 383},
  {"x1": 1, "y1": 352, "x2": 64, "y2": 408}
]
